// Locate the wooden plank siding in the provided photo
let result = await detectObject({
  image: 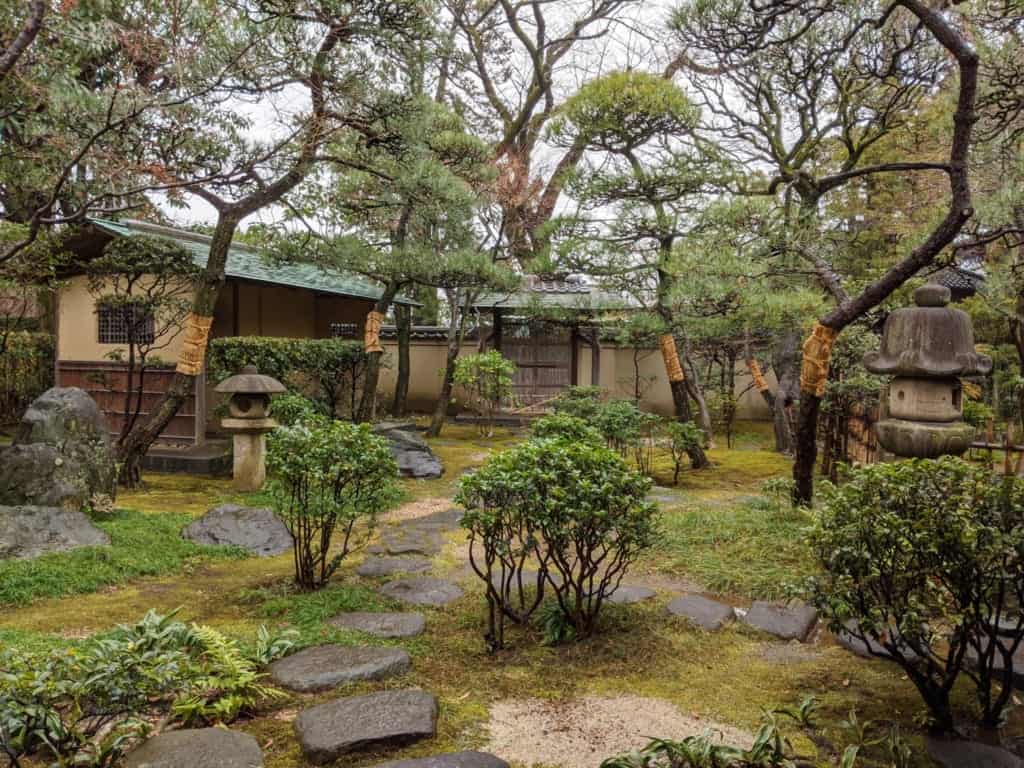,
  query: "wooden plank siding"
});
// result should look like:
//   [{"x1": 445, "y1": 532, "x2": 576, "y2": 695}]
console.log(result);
[{"x1": 56, "y1": 360, "x2": 197, "y2": 444}]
